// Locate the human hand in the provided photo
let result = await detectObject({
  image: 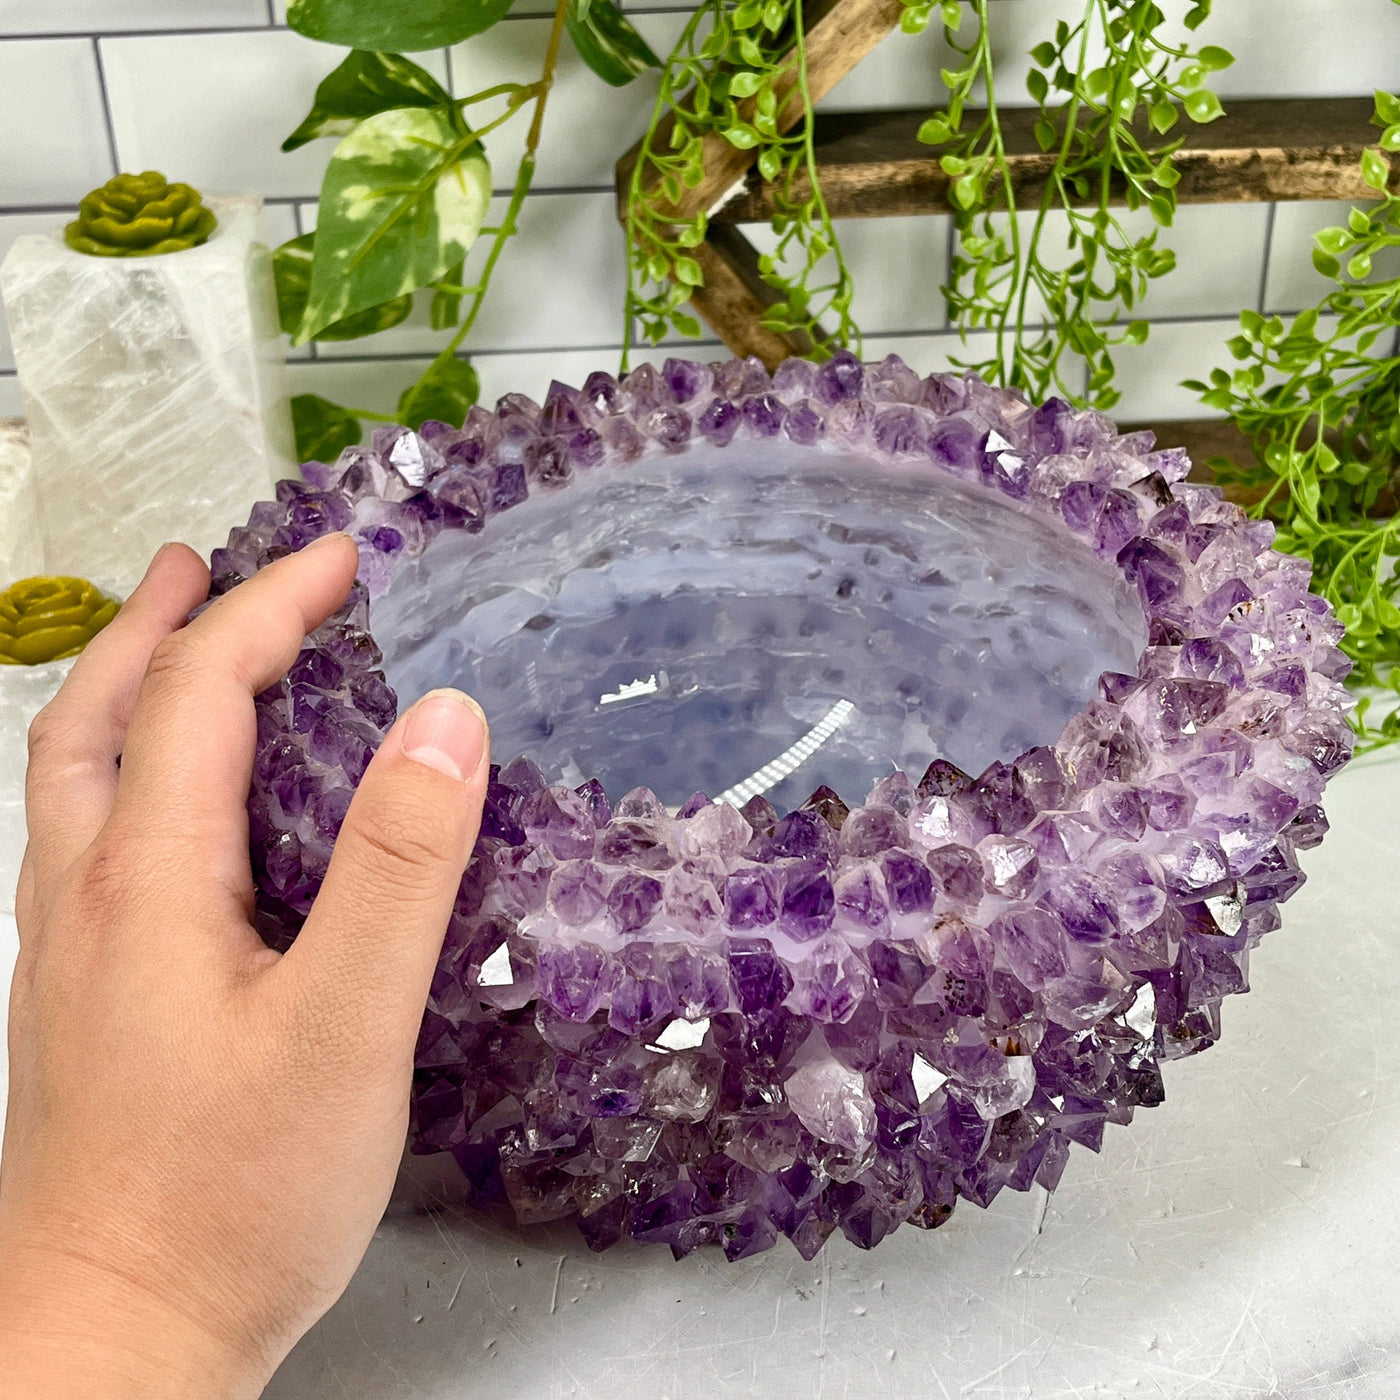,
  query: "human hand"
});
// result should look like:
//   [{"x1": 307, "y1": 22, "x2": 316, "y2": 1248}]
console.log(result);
[{"x1": 0, "y1": 536, "x2": 490, "y2": 1398}]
